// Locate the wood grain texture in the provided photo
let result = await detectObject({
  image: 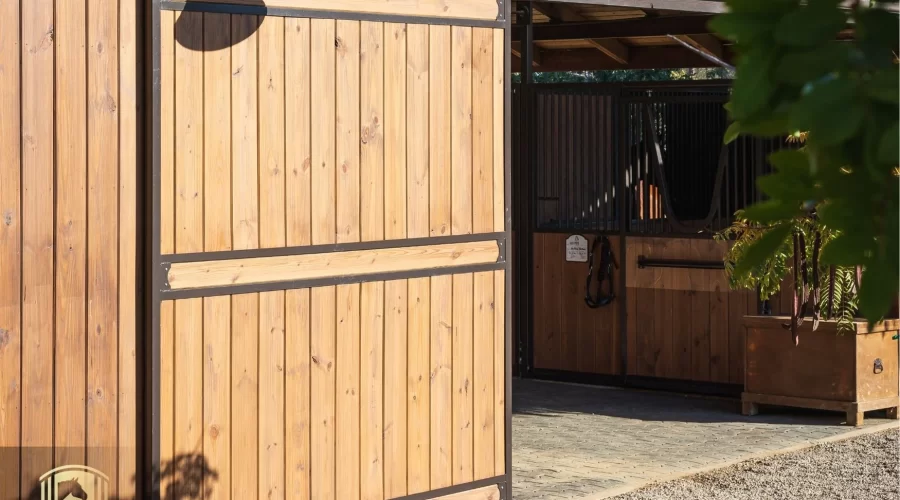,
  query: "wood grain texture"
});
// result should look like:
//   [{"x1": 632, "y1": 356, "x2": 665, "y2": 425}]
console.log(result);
[
  {"x1": 286, "y1": 288, "x2": 311, "y2": 500},
  {"x1": 167, "y1": 240, "x2": 501, "y2": 290},
  {"x1": 384, "y1": 279, "x2": 409, "y2": 498},
  {"x1": 493, "y1": 271, "x2": 505, "y2": 477},
  {"x1": 260, "y1": 291, "x2": 286, "y2": 500},
  {"x1": 161, "y1": 10, "x2": 176, "y2": 254},
  {"x1": 0, "y1": 0, "x2": 20, "y2": 494},
  {"x1": 171, "y1": 0, "x2": 501, "y2": 20},
  {"x1": 429, "y1": 25, "x2": 452, "y2": 238},
  {"x1": 174, "y1": 299, "x2": 203, "y2": 496},
  {"x1": 430, "y1": 274, "x2": 454, "y2": 489},
  {"x1": 407, "y1": 277, "x2": 431, "y2": 494},
  {"x1": 259, "y1": 16, "x2": 287, "y2": 249},
  {"x1": 384, "y1": 23, "x2": 408, "y2": 241},
  {"x1": 472, "y1": 28, "x2": 494, "y2": 234},
  {"x1": 204, "y1": 14, "x2": 233, "y2": 253},
  {"x1": 336, "y1": 20, "x2": 361, "y2": 245},
  {"x1": 492, "y1": 29, "x2": 505, "y2": 233},
  {"x1": 451, "y1": 26, "x2": 473, "y2": 236},
  {"x1": 55, "y1": 0, "x2": 87, "y2": 468},
  {"x1": 286, "y1": 17, "x2": 312, "y2": 248},
  {"x1": 473, "y1": 272, "x2": 494, "y2": 480},
  {"x1": 87, "y1": 0, "x2": 120, "y2": 486},
  {"x1": 336, "y1": 283, "x2": 361, "y2": 500},
  {"x1": 312, "y1": 19, "x2": 336, "y2": 246},
  {"x1": 311, "y1": 286, "x2": 337, "y2": 499},
  {"x1": 452, "y1": 273, "x2": 474, "y2": 484},
  {"x1": 203, "y1": 295, "x2": 231, "y2": 500},
  {"x1": 407, "y1": 24, "x2": 430, "y2": 240},
  {"x1": 232, "y1": 293, "x2": 260, "y2": 499},
  {"x1": 360, "y1": 22, "x2": 385, "y2": 243},
  {"x1": 232, "y1": 15, "x2": 260, "y2": 251},
  {"x1": 360, "y1": 281, "x2": 385, "y2": 500}
]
